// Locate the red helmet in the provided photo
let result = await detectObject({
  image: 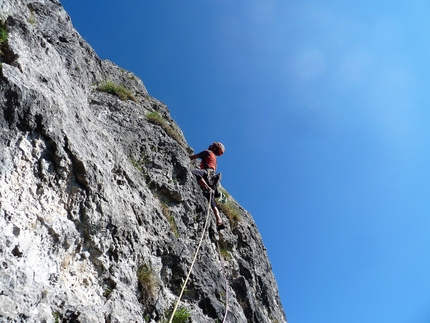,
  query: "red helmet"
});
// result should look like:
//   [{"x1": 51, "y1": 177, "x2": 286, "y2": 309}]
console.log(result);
[{"x1": 209, "y1": 142, "x2": 225, "y2": 156}]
